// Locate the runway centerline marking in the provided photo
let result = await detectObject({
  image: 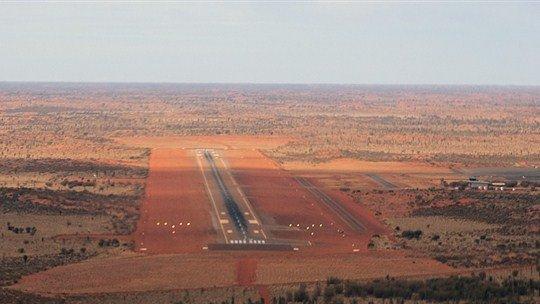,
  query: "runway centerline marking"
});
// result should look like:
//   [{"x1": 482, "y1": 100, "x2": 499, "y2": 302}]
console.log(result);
[
  {"x1": 196, "y1": 149, "x2": 229, "y2": 243},
  {"x1": 218, "y1": 155, "x2": 268, "y2": 240}
]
